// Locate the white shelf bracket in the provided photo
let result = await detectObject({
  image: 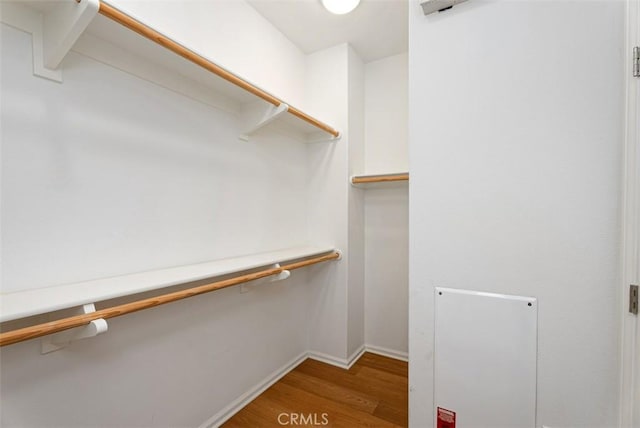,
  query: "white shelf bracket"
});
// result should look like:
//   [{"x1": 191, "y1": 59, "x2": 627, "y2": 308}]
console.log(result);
[
  {"x1": 41, "y1": 303, "x2": 108, "y2": 354},
  {"x1": 240, "y1": 263, "x2": 291, "y2": 293},
  {"x1": 0, "y1": 0, "x2": 99, "y2": 82},
  {"x1": 42, "y1": 0, "x2": 99, "y2": 80},
  {"x1": 239, "y1": 103, "x2": 289, "y2": 142},
  {"x1": 306, "y1": 130, "x2": 342, "y2": 144}
]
